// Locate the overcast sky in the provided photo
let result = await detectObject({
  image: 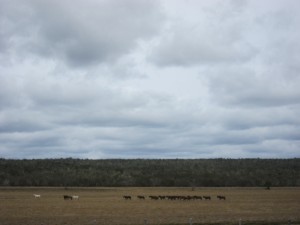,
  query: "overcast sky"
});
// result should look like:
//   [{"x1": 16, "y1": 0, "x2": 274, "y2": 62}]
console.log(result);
[{"x1": 0, "y1": 0, "x2": 300, "y2": 159}]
